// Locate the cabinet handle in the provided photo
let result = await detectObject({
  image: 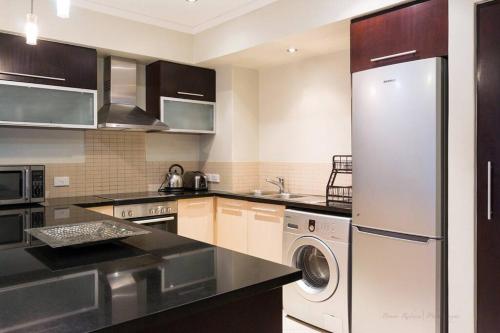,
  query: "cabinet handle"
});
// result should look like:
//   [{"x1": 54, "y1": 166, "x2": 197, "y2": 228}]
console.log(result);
[
  {"x1": 488, "y1": 161, "x2": 492, "y2": 221},
  {"x1": 23, "y1": 168, "x2": 29, "y2": 201},
  {"x1": 221, "y1": 208, "x2": 242, "y2": 216},
  {"x1": 251, "y1": 207, "x2": 277, "y2": 213},
  {"x1": 221, "y1": 203, "x2": 245, "y2": 209},
  {"x1": 187, "y1": 201, "x2": 207, "y2": 207},
  {"x1": 0, "y1": 71, "x2": 66, "y2": 81},
  {"x1": 370, "y1": 50, "x2": 417, "y2": 62},
  {"x1": 134, "y1": 216, "x2": 175, "y2": 224},
  {"x1": 177, "y1": 91, "x2": 204, "y2": 97}
]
